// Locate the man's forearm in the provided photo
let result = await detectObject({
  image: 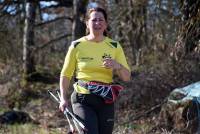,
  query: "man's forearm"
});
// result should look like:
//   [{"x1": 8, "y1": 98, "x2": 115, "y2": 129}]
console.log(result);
[
  {"x1": 60, "y1": 76, "x2": 70, "y2": 101},
  {"x1": 116, "y1": 65, "x2": 131, "y2": 82}
]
